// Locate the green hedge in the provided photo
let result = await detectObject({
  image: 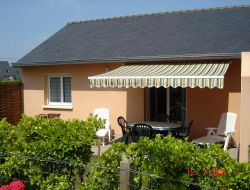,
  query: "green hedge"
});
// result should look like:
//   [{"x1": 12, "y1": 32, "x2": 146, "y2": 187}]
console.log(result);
[
  {"x1": 83, "y1": 143, "x2": 126, "y2": 190},
  {"x1": 0, "y1": 114, "x2": 104, "y2": 189},
  {"x1": 84, "y1": 136, "x2": 250, "y2": 190},
  {"x1": 1, "y1": 116, "x2": 249, "y2": 189},
  {"x1": 0, "y1": 79, "x2": 22, "y2": 84},
  {"x1": 0, "y1": 119, "x2": 17, "y2": 153}
]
